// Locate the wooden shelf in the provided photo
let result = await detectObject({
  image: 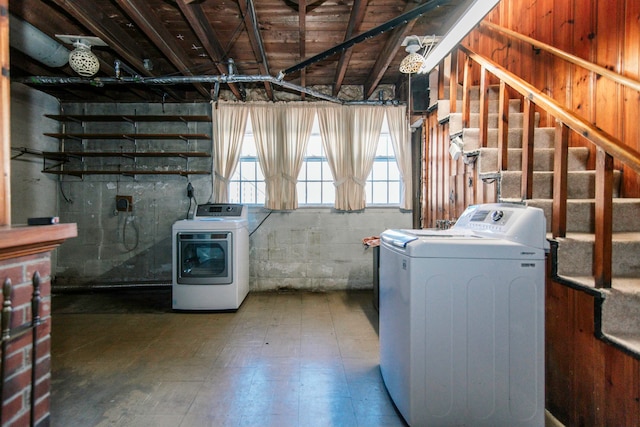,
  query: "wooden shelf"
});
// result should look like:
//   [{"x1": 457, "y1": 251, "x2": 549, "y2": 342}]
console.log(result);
[
  {"x1": 42, "y1": 170, "x2": 211, "y2": 177},
  {"x1": 44, "y1": 133, "x2": 210, "y2": 140},
  {"x1": 42, "y1": 113, "x2": 211, "y2": 177},
  {"x1": 45, "y1": 114, "x2": 211, "y2": 123},
  {"x1": 42, "y1": 151, "x2": 211, "y2": 160}
]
